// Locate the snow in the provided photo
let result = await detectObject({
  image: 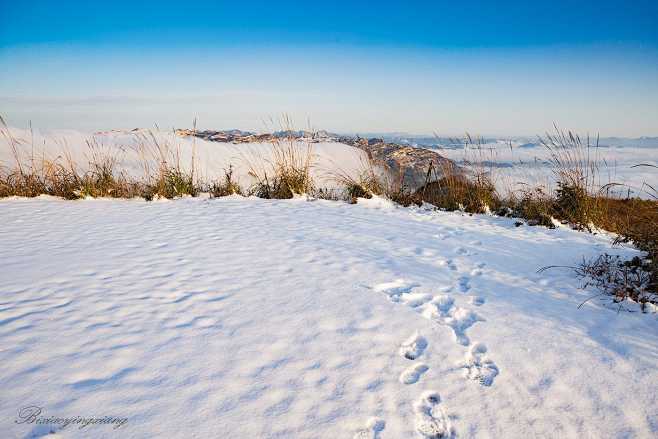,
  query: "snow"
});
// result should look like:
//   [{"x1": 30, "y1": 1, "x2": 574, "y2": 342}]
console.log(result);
[
  {"x1": 1, "y1": 195, "x2": 657, "y2": 438},
  {"x1": 0, "y1": 128, "x2": 369, "y2": 189}
]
